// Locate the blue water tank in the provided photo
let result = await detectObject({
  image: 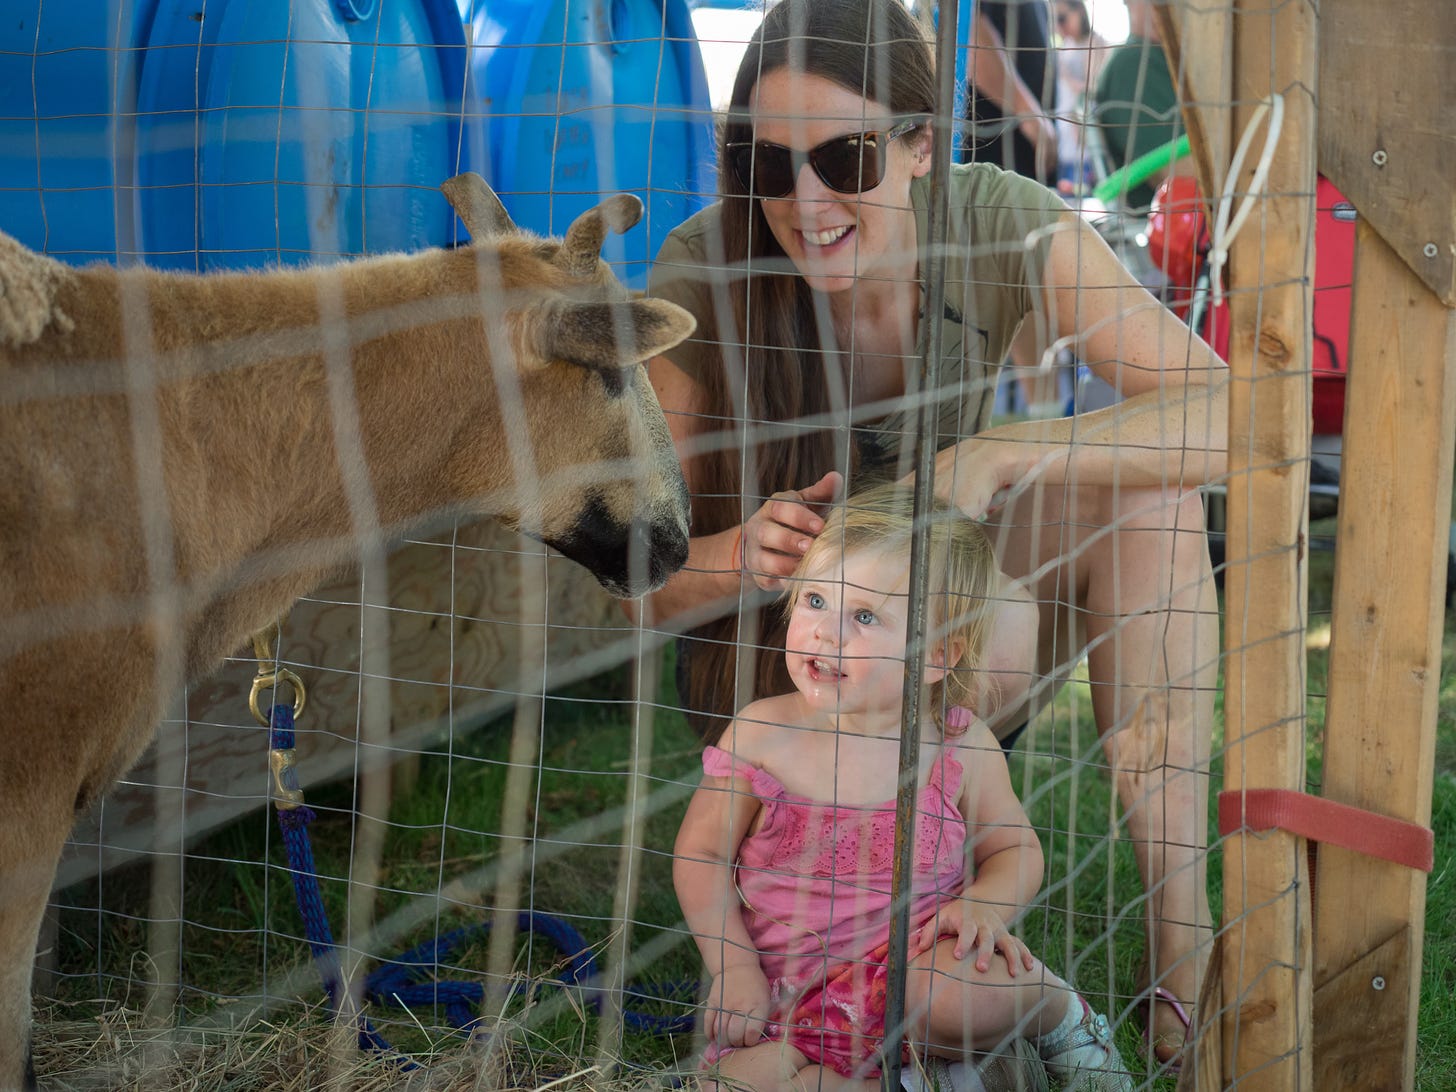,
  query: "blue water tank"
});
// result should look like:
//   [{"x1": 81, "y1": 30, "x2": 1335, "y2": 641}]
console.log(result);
[
  {"x1": 137, "y1": 0, "x2": 483, "y2": 270},
  {"x1": 0, "y1": 0, "x2": 482, "y2": 270},
  {"x1": 466, "y1": 0, "x2": 714, "y2": 288},
  {"x1": 0, "y1": 1, "x2": 157, "y2": 265}
]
